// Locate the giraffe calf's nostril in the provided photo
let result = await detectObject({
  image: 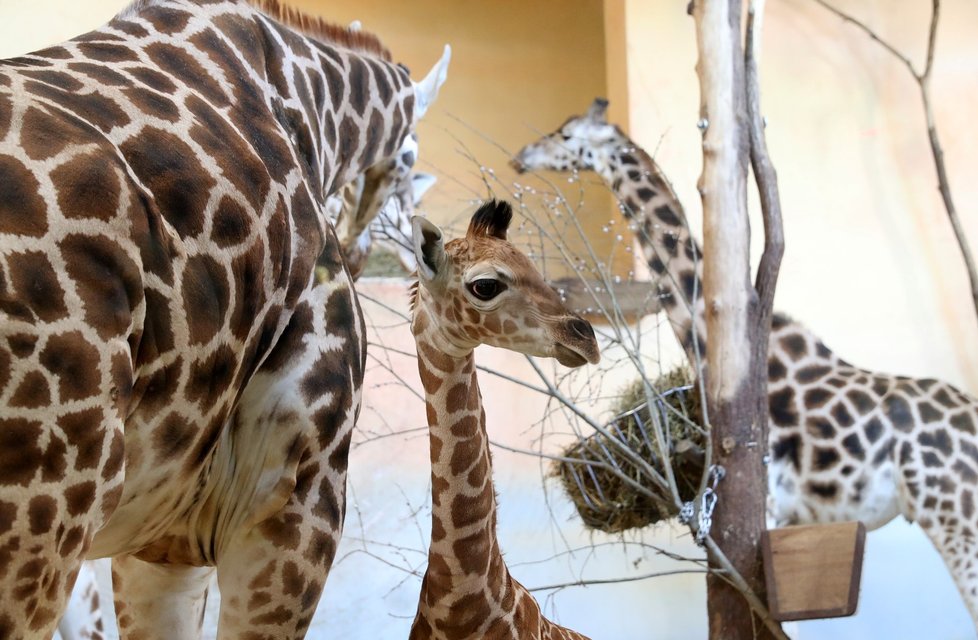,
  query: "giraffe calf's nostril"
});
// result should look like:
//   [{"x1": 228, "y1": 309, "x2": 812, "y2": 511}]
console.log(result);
[{"x1": 569, "y1": 318, "x2": 594, "y2": 341}]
